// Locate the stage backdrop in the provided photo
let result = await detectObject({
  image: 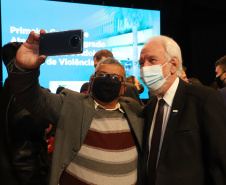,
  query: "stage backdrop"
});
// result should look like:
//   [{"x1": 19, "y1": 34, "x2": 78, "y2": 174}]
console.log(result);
[{"x1": 1, "y1": 0, "x2": 160, "y2": 99}]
